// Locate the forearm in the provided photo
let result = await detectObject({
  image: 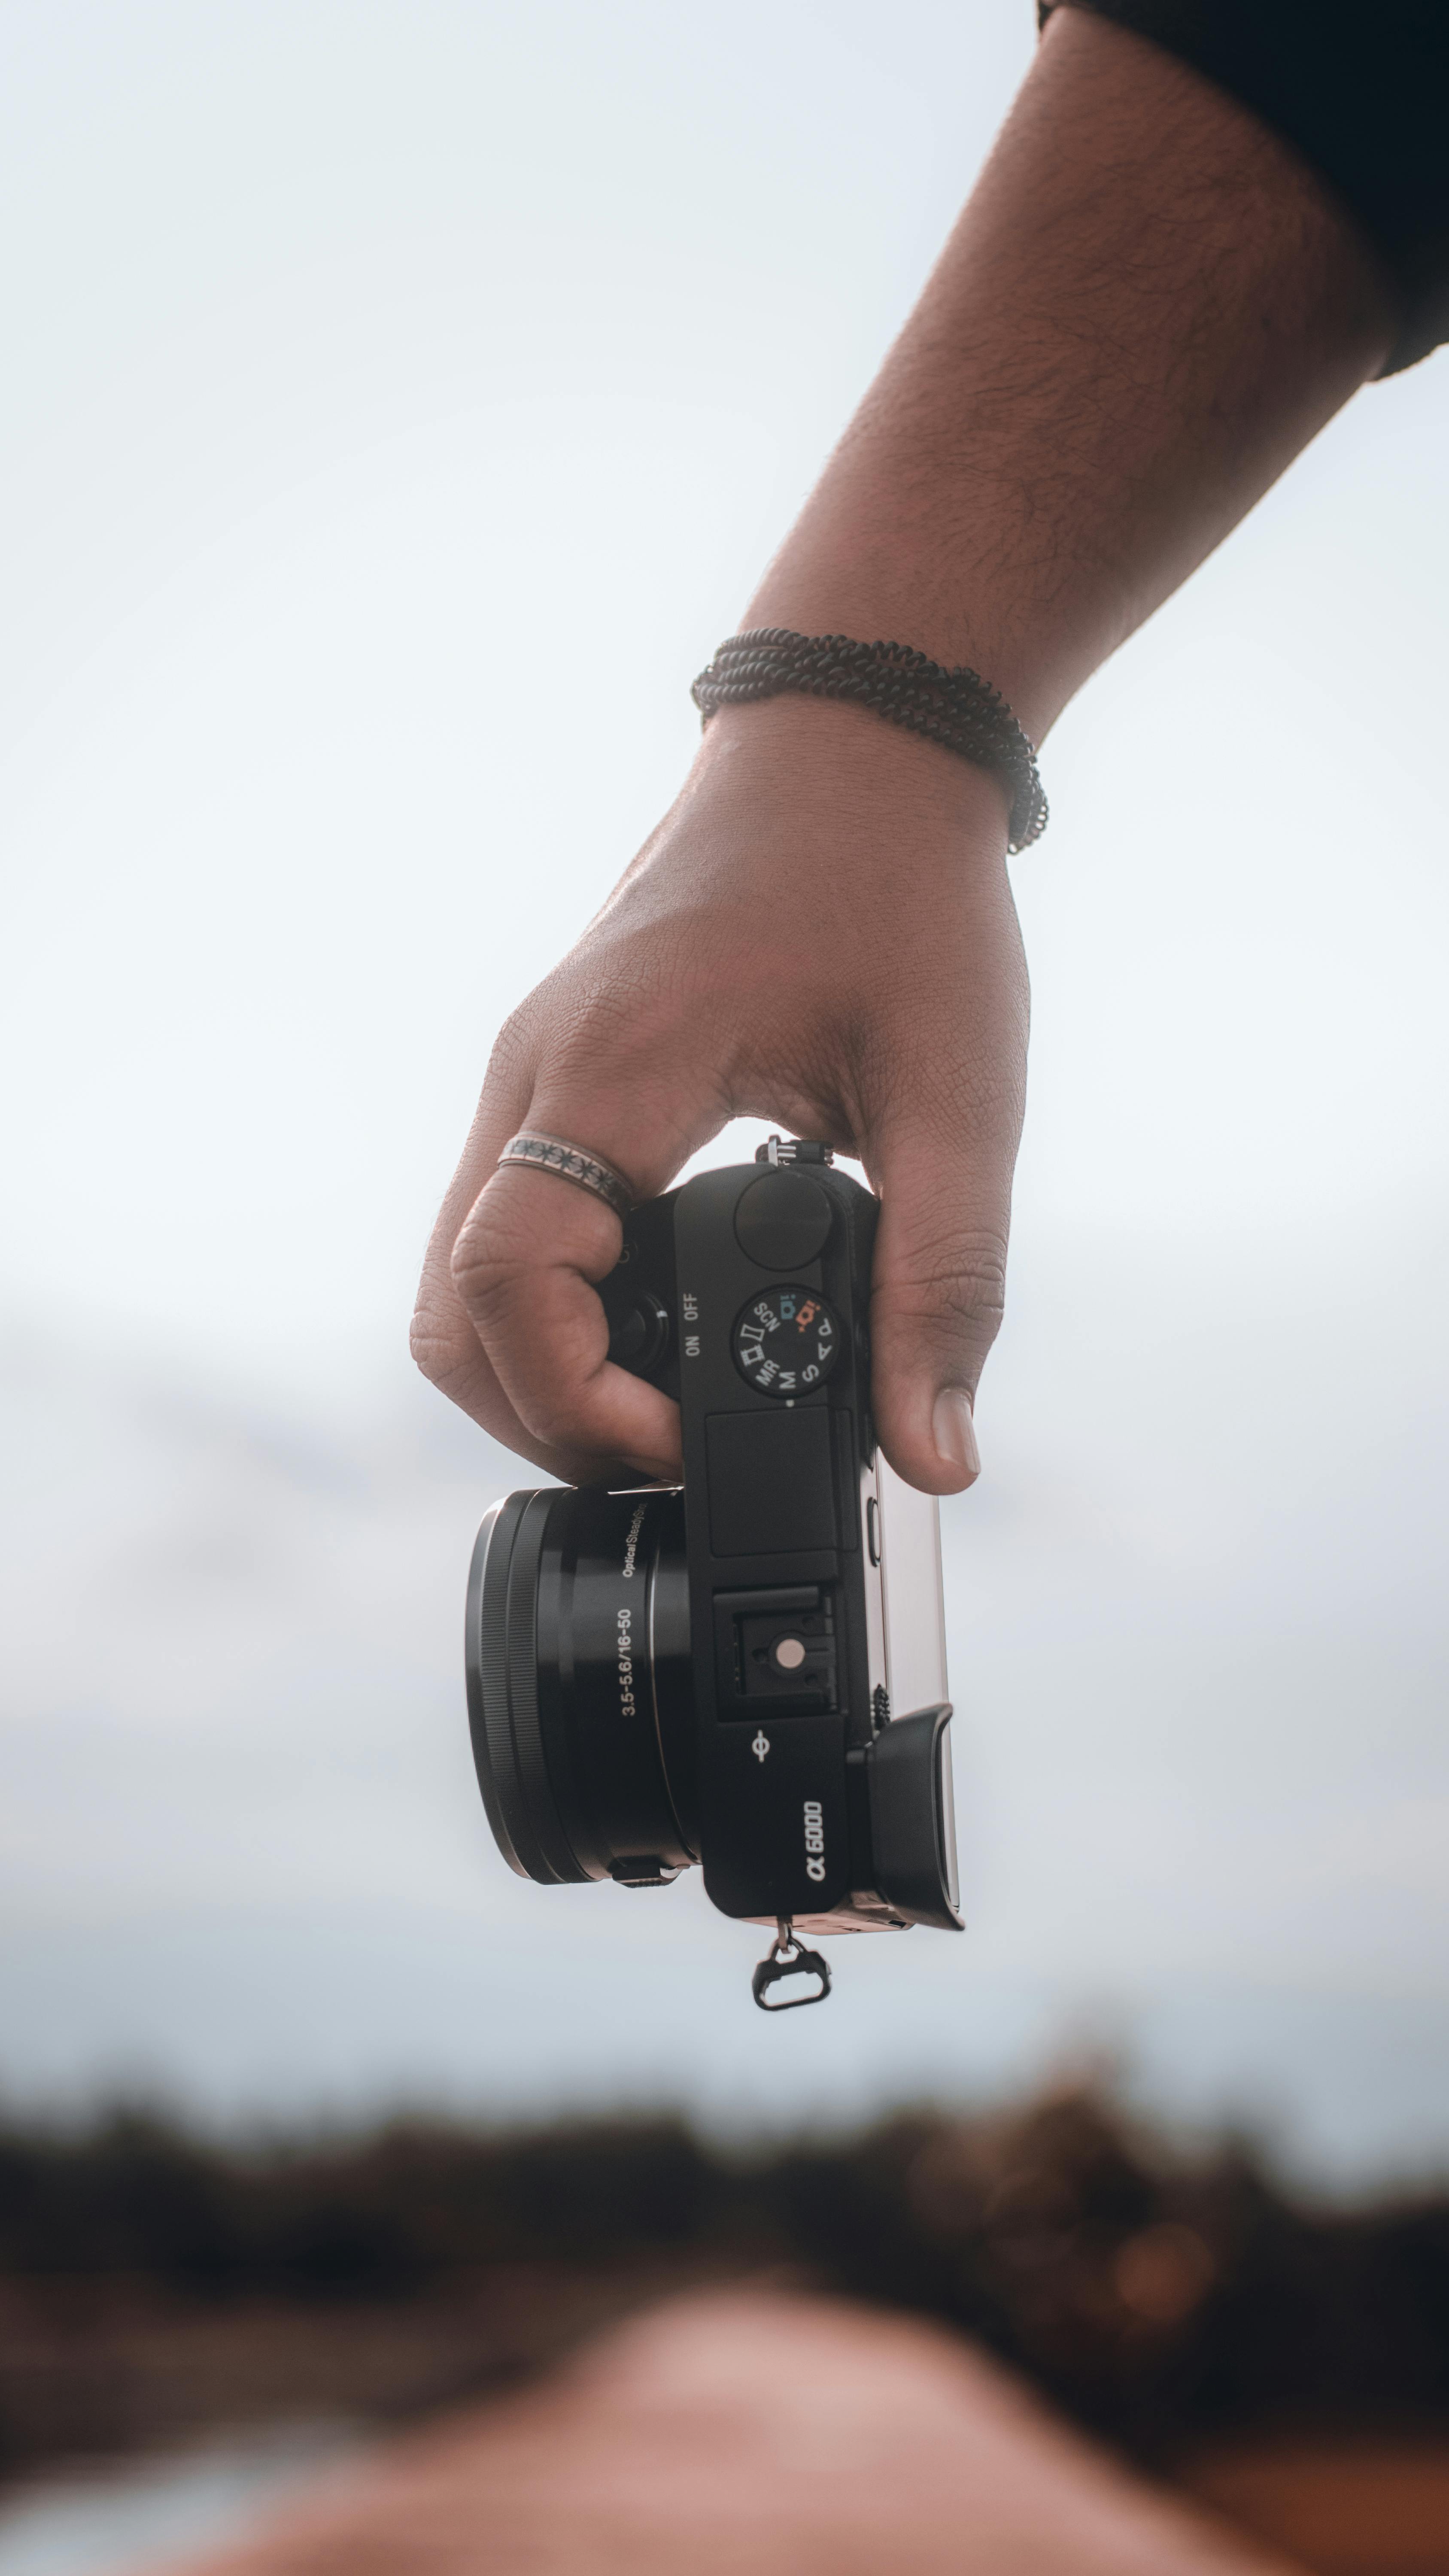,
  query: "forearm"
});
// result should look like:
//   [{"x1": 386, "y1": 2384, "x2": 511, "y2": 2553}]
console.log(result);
[
  {"x1": 746, "y1": 7, "x2": 1396, "y2": 744},
  {"x1": 416, "y1": 6, "x2": 1400, "y2": 1493}
]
